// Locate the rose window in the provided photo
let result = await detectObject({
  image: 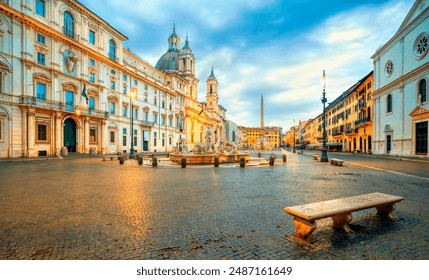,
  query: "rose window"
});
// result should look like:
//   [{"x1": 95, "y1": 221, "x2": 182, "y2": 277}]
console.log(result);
[
  {"x1": 414, "y1": 33, "x2": 429, "y2": 59},
  {"x1": 385, "y1": 60, "x2": 393, "y2": 76}
]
